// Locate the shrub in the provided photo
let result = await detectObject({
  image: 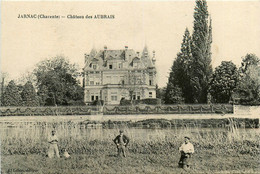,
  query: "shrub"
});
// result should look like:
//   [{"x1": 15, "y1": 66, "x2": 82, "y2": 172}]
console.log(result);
[
  {"x1": 91, "y1": 100, "x2": 104, "y2": 106},
  {"x1": 141, "y1": 98, "x2": 161, "y2": 105},
  {"x1": 120, "y1": 98, "x2": 161, "y2": 105},
  {"x1": 67, "y1": 100, "x2": 86, "y2": 106},
  {"x1": 120, "y1": 98, "x2": 132, "y2": 105}
]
